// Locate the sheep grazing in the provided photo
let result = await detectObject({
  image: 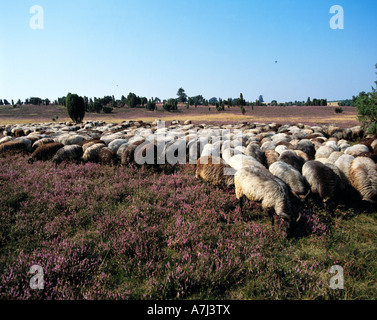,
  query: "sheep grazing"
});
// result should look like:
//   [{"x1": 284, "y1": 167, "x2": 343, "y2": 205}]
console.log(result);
[
  {"x1": 302, "y1": 160, "x2": 339, "y2": 211},
  {"x1": 52, "y1": 145, "x2": 83, "y2": 164},
  {"x1": 235, "y1": 167, "x2": 299, "y2": 237},
  {"x1": 32, "y1": 138, "x2": 55, "y2": 150},
  {"x1": 269, "y1": 161, "x2": 310, "y2": 199},
  {"x1": 28, "y1": 142, "x2": 64, "y2": 163},
  {"x1": 121, "y1": 143, "x2": 139, "y2": 166},
  {"x1": 0, "y1": 140, "x2": 29, "y2": 155},
  {"x1": 278, "y1": 150, "x2": 305, "y2": 173},
  {"x1": 334, "y1": 154, "x2": 355, "y2": 178},
  {"x1": 195, "y1": 156, "x2": 236, "y2": 189},
  {"x1": 264, "y1": 150, "x2": 280, "y2": 168},
  {"x1": 98, "y1": 147, "x2": 117, "y2": 166},
  {"x1": 345, "y1": 144, "x2": 370, "y2": 157},
  {"x1": 82, "y1": 143, "x2": 105, "y2": 163},
  {"x1": 349, "y1": 157, "x2": 377, "y2": 204},
  {"x1": 245, "y1": 144, "x2": 267, "y2": 167},
  {"x1": 228, "y1": 154, "x2": 266, "y2": 172}
]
